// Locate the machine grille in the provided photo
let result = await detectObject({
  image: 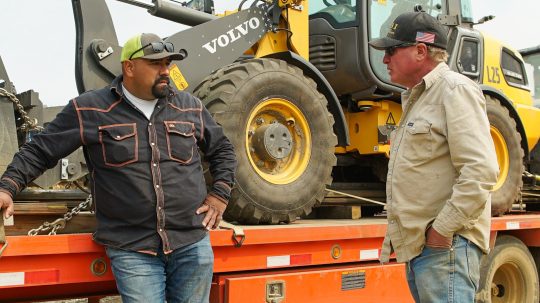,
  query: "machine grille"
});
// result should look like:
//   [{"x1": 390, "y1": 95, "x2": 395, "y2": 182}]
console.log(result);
[{"x1": 309, "y1": 35, "x2": 337, "y2": 70}]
